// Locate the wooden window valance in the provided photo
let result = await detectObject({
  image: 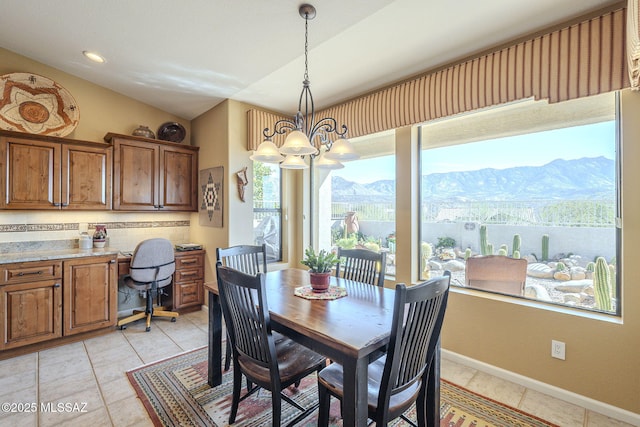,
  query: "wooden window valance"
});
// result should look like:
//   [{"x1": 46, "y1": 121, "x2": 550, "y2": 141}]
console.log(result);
[{"x1": 248, "y1": 5, "x2": 629, "y2": 151}]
